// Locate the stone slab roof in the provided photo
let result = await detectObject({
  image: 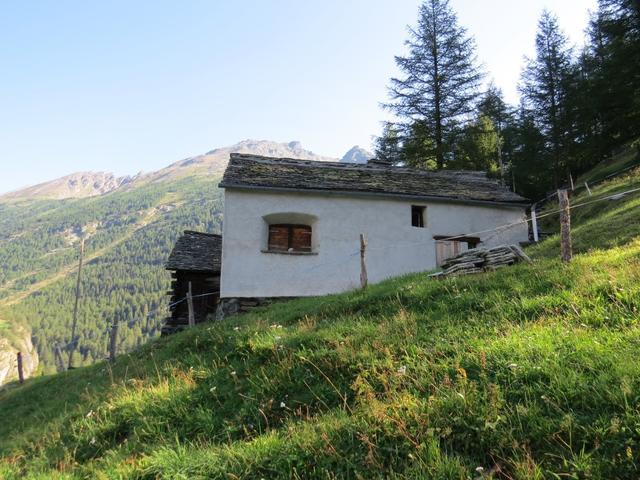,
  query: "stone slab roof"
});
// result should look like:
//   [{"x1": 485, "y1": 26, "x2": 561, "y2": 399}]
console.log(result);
[
  {"x1": 219, "y1": 154, "x2": 528, "y2": 206},
  {"x1": 166, "y1": 230, "x2": 222, "y2": 272}
]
